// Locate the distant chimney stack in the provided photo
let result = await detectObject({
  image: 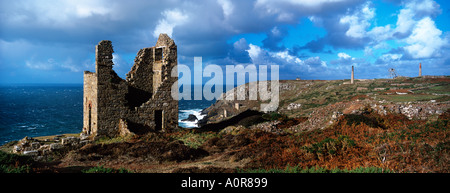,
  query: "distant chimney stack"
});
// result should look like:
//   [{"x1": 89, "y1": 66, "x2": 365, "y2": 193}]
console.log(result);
[
  {"x1": 419, "y1": 63, "x2": 422, "y2": 77},
  {"x1": 351, "y1": 65, "x2": 354, "y2": 84}
]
